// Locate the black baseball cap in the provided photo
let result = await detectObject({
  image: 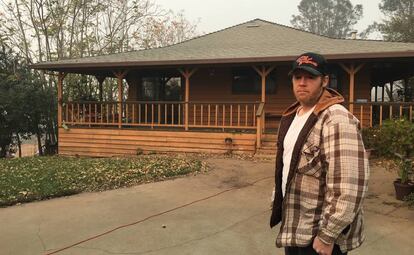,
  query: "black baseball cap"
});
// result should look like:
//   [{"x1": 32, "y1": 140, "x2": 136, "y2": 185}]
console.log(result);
[{"x1": 289, "y1": 52, "x2": 328, "y2": 76}]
